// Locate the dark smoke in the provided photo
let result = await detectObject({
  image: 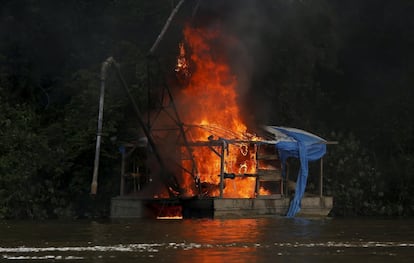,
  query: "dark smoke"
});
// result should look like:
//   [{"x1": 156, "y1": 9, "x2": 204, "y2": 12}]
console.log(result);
[
  {"x1": 188, "y1": 0, "x2": 311, "y2": 130},
  {"x1": 190, "y1": 0, "x2": 273, "y2": 130}
]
